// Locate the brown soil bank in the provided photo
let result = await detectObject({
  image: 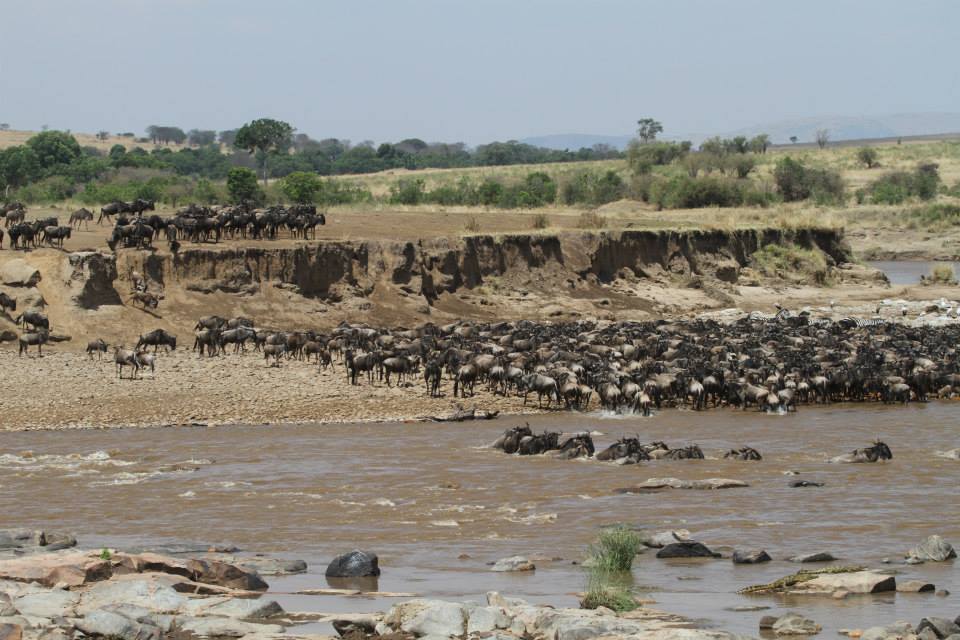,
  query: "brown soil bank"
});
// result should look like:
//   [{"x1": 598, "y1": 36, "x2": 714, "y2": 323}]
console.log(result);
[{"x1": 0, "y1": 226, "x2": 879, "y2": 347}]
